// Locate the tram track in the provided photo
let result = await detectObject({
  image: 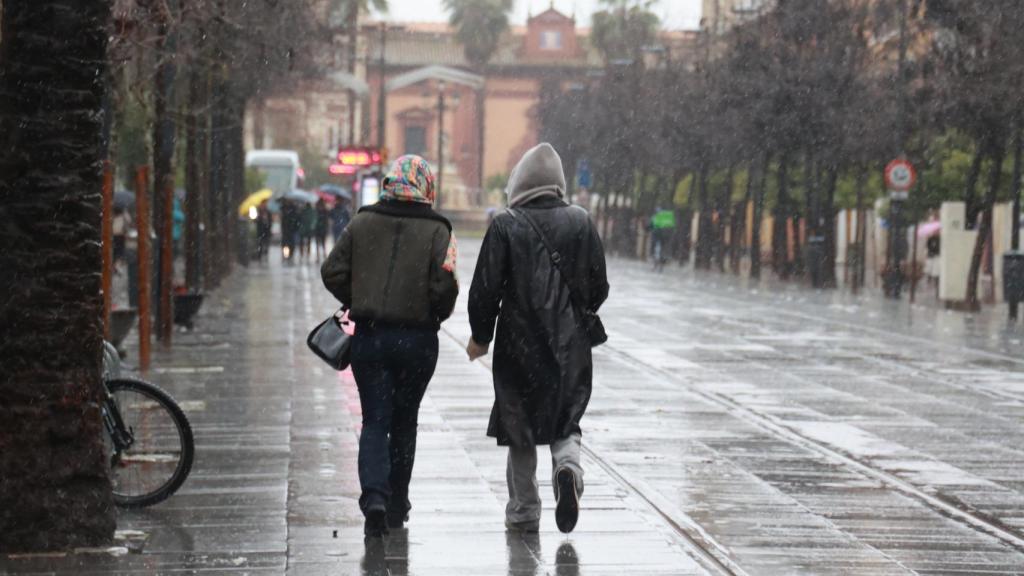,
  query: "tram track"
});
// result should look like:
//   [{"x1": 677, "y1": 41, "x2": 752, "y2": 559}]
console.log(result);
[
  {"x1": 440, "y1": 327, "x2": 746, "y2": 576},
  {"x1": 441, "y1": 247, "x2": 1024, "y2": 573},
  {"x1": 599, "y1": 340, "x2": 1024, "y2": 556},
  {"x1": 442, "y1": 316, "x2": 1024, "y2": 574}
]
